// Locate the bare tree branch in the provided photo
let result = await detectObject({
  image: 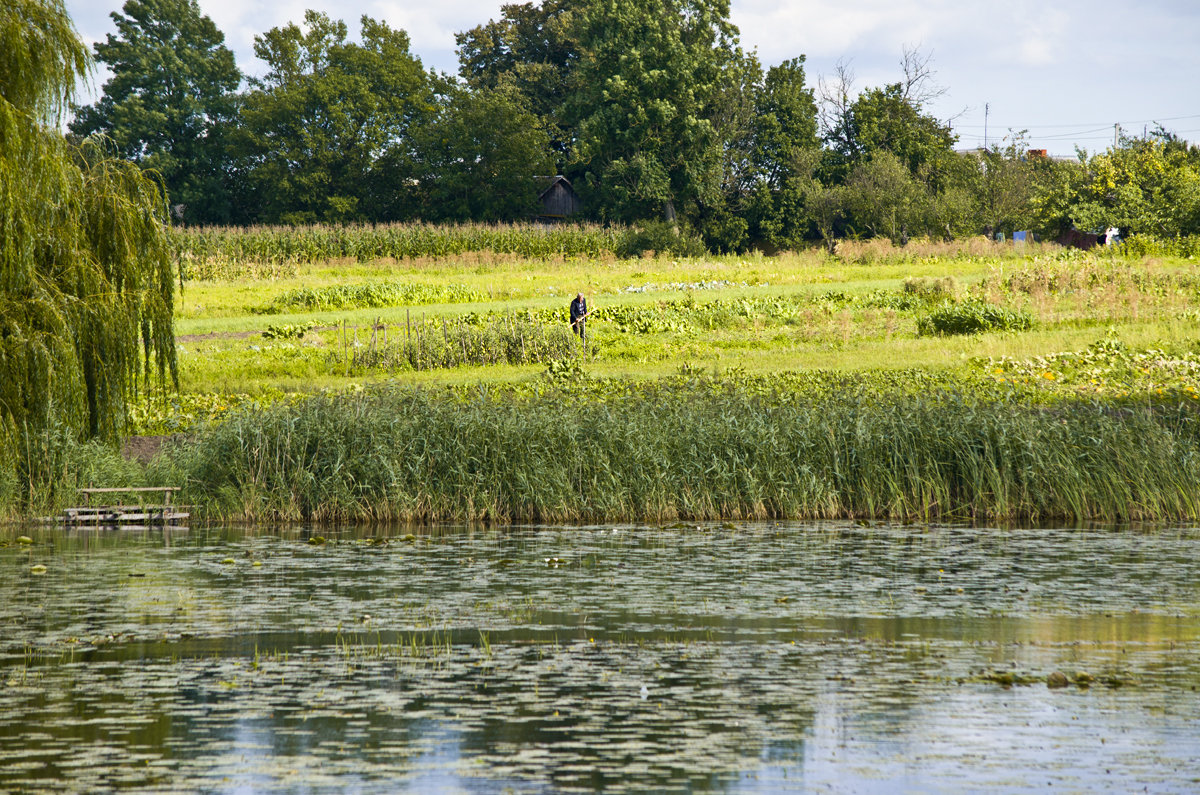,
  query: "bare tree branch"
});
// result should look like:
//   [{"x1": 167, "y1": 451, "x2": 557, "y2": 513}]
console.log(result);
[
  {"x1": 899, "y1": 44, "x2": 946, "y2": 108},
  {"x1": 817, "y1": 59, "x2": 856, "y2": 153}
]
